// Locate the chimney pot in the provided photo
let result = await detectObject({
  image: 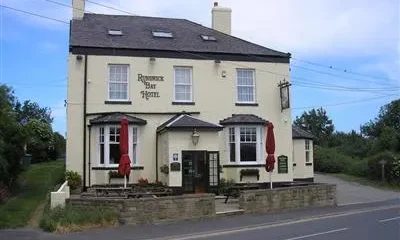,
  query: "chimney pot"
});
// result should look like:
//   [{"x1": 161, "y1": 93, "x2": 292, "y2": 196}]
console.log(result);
[{"x1": 214, "y1": 2, "x2": 218, "y2": 7}]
